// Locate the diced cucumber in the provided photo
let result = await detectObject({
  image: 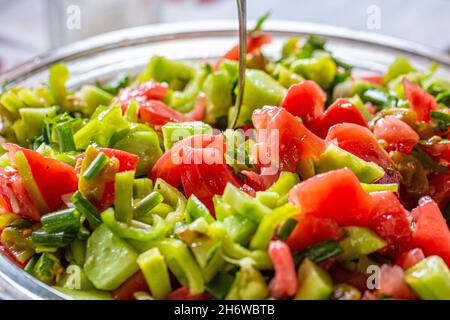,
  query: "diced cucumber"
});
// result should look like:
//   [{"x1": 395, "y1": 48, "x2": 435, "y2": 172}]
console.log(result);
[
  {"x1": 84, "y1": 224, "x2": 139, "y2": 290},
  {"x1": 338, "y1": 227, "x2": 387, "y2": 261},
  {"x1": 19, "y1": 107, "x2": 57, "y2": 140},
  {"x1": 295, "y1": 258, "x2": 333, "y2": 300}
]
